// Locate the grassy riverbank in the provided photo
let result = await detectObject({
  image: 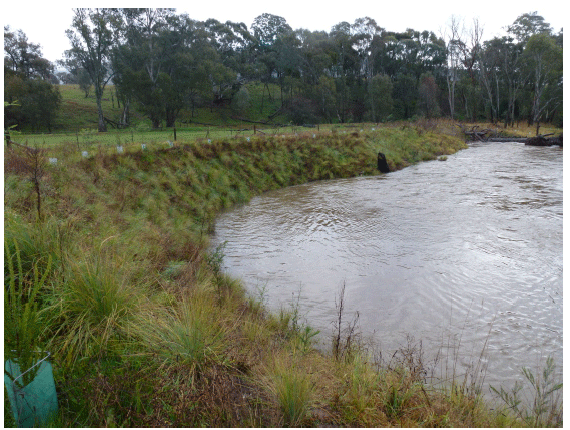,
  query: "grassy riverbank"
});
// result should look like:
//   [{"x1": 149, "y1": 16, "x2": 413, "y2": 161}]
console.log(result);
[{"x1": 4, "y1": 122, "x2": 562, "y2": 427}]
